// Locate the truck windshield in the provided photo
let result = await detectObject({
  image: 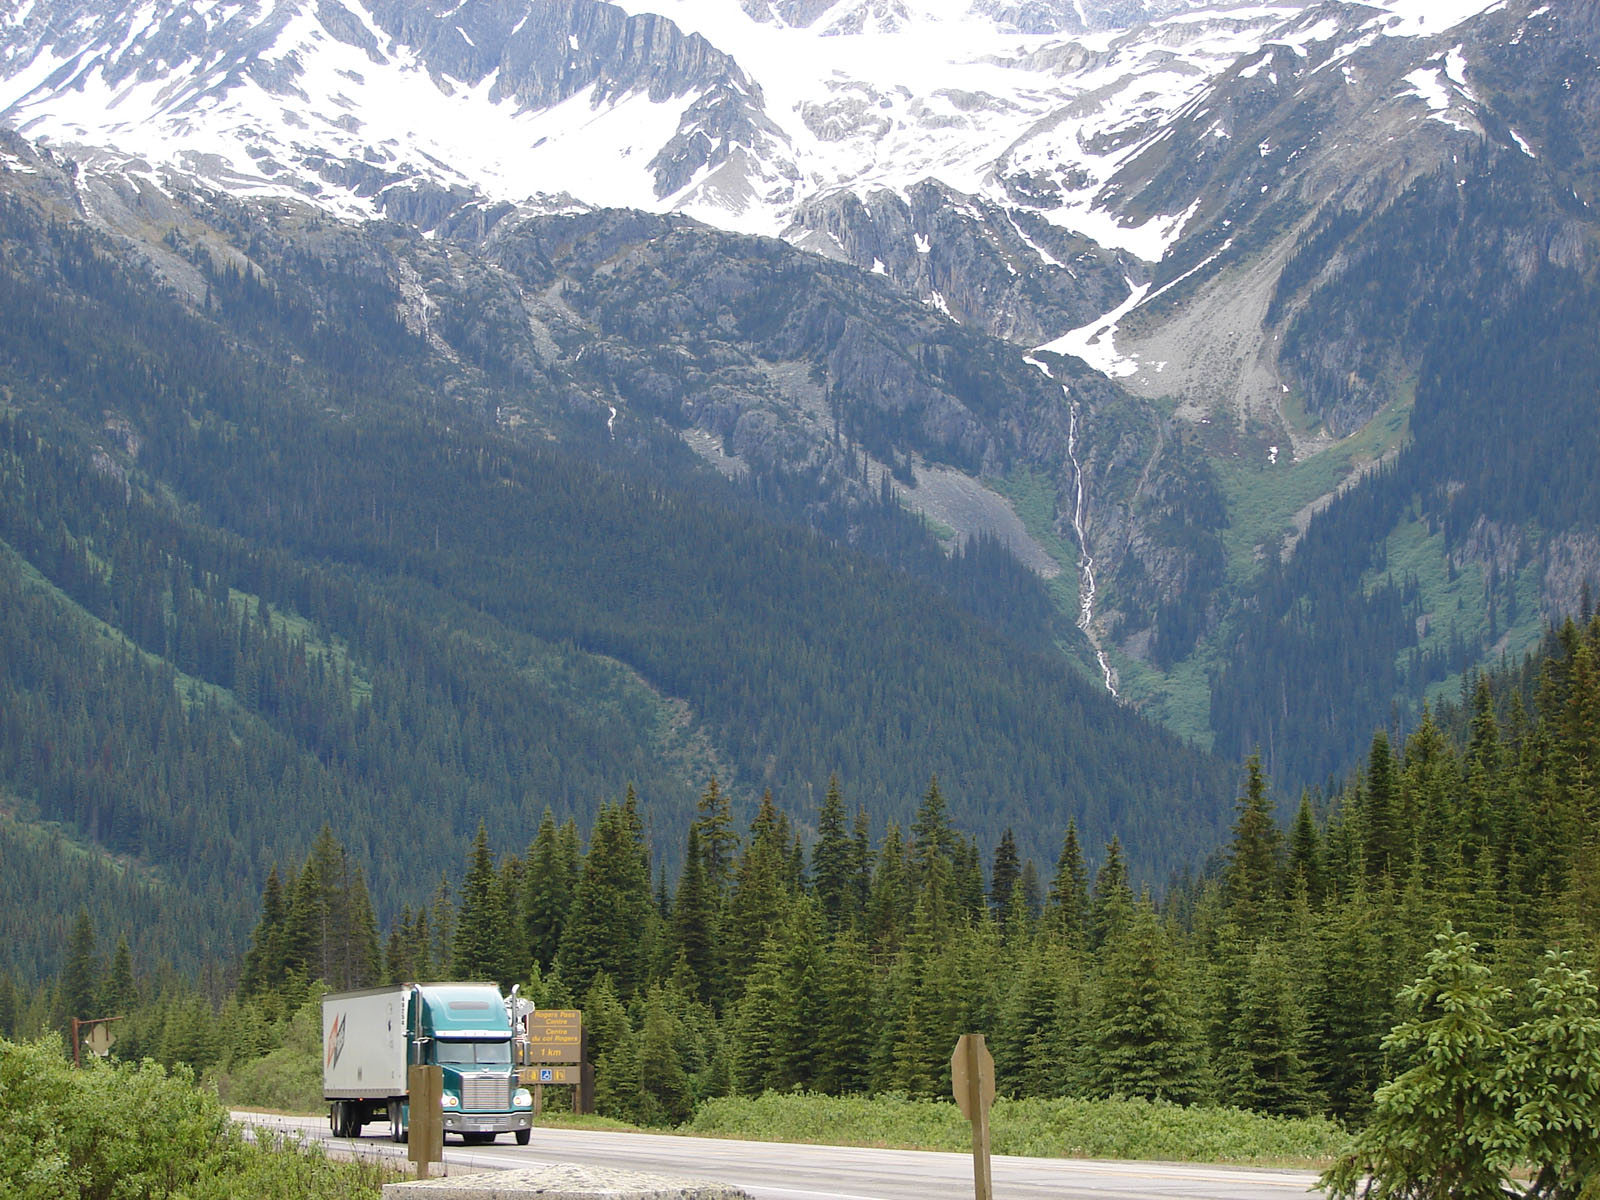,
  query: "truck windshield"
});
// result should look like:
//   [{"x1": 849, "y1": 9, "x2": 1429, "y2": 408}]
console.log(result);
[{"x1": 435, "y1": 1040, "x2": 512, "y2": 1067}]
